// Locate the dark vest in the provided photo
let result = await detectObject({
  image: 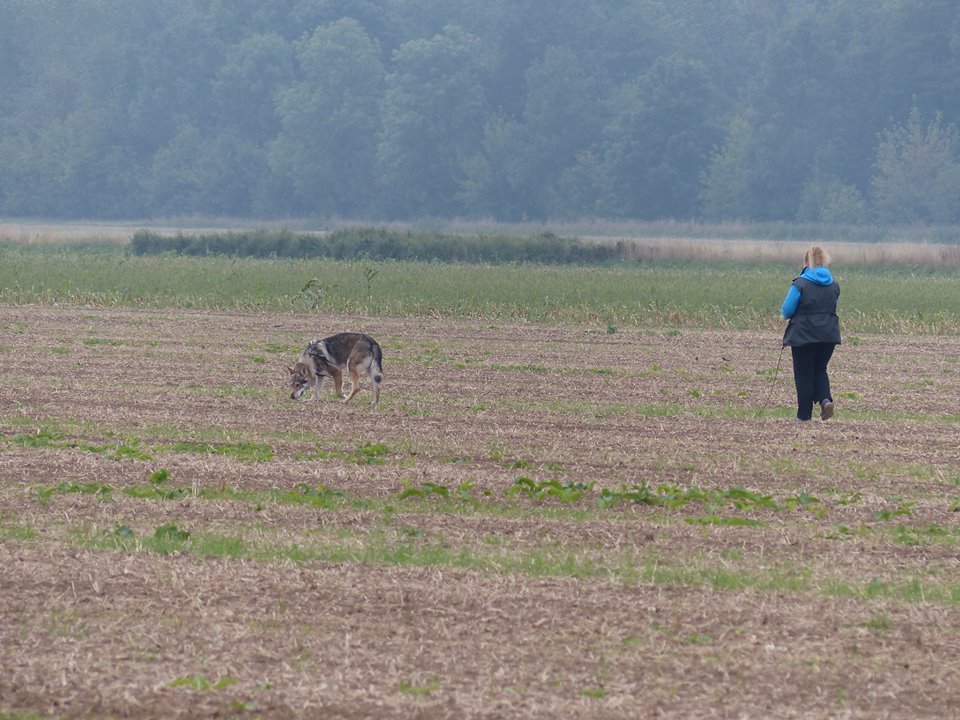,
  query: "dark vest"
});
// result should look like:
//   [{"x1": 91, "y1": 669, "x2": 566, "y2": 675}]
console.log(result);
[{"x1": 782, "y1": 277, "x2": 841, "y2": 347}]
